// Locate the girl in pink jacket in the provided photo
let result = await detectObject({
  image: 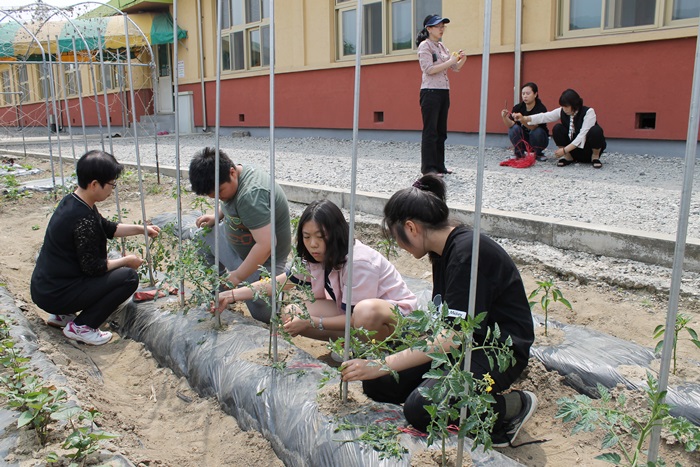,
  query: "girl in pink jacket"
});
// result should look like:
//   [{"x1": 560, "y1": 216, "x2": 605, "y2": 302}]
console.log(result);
[{"x1": 216, "y1": 200, "x2": 417, "y2": 341}]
